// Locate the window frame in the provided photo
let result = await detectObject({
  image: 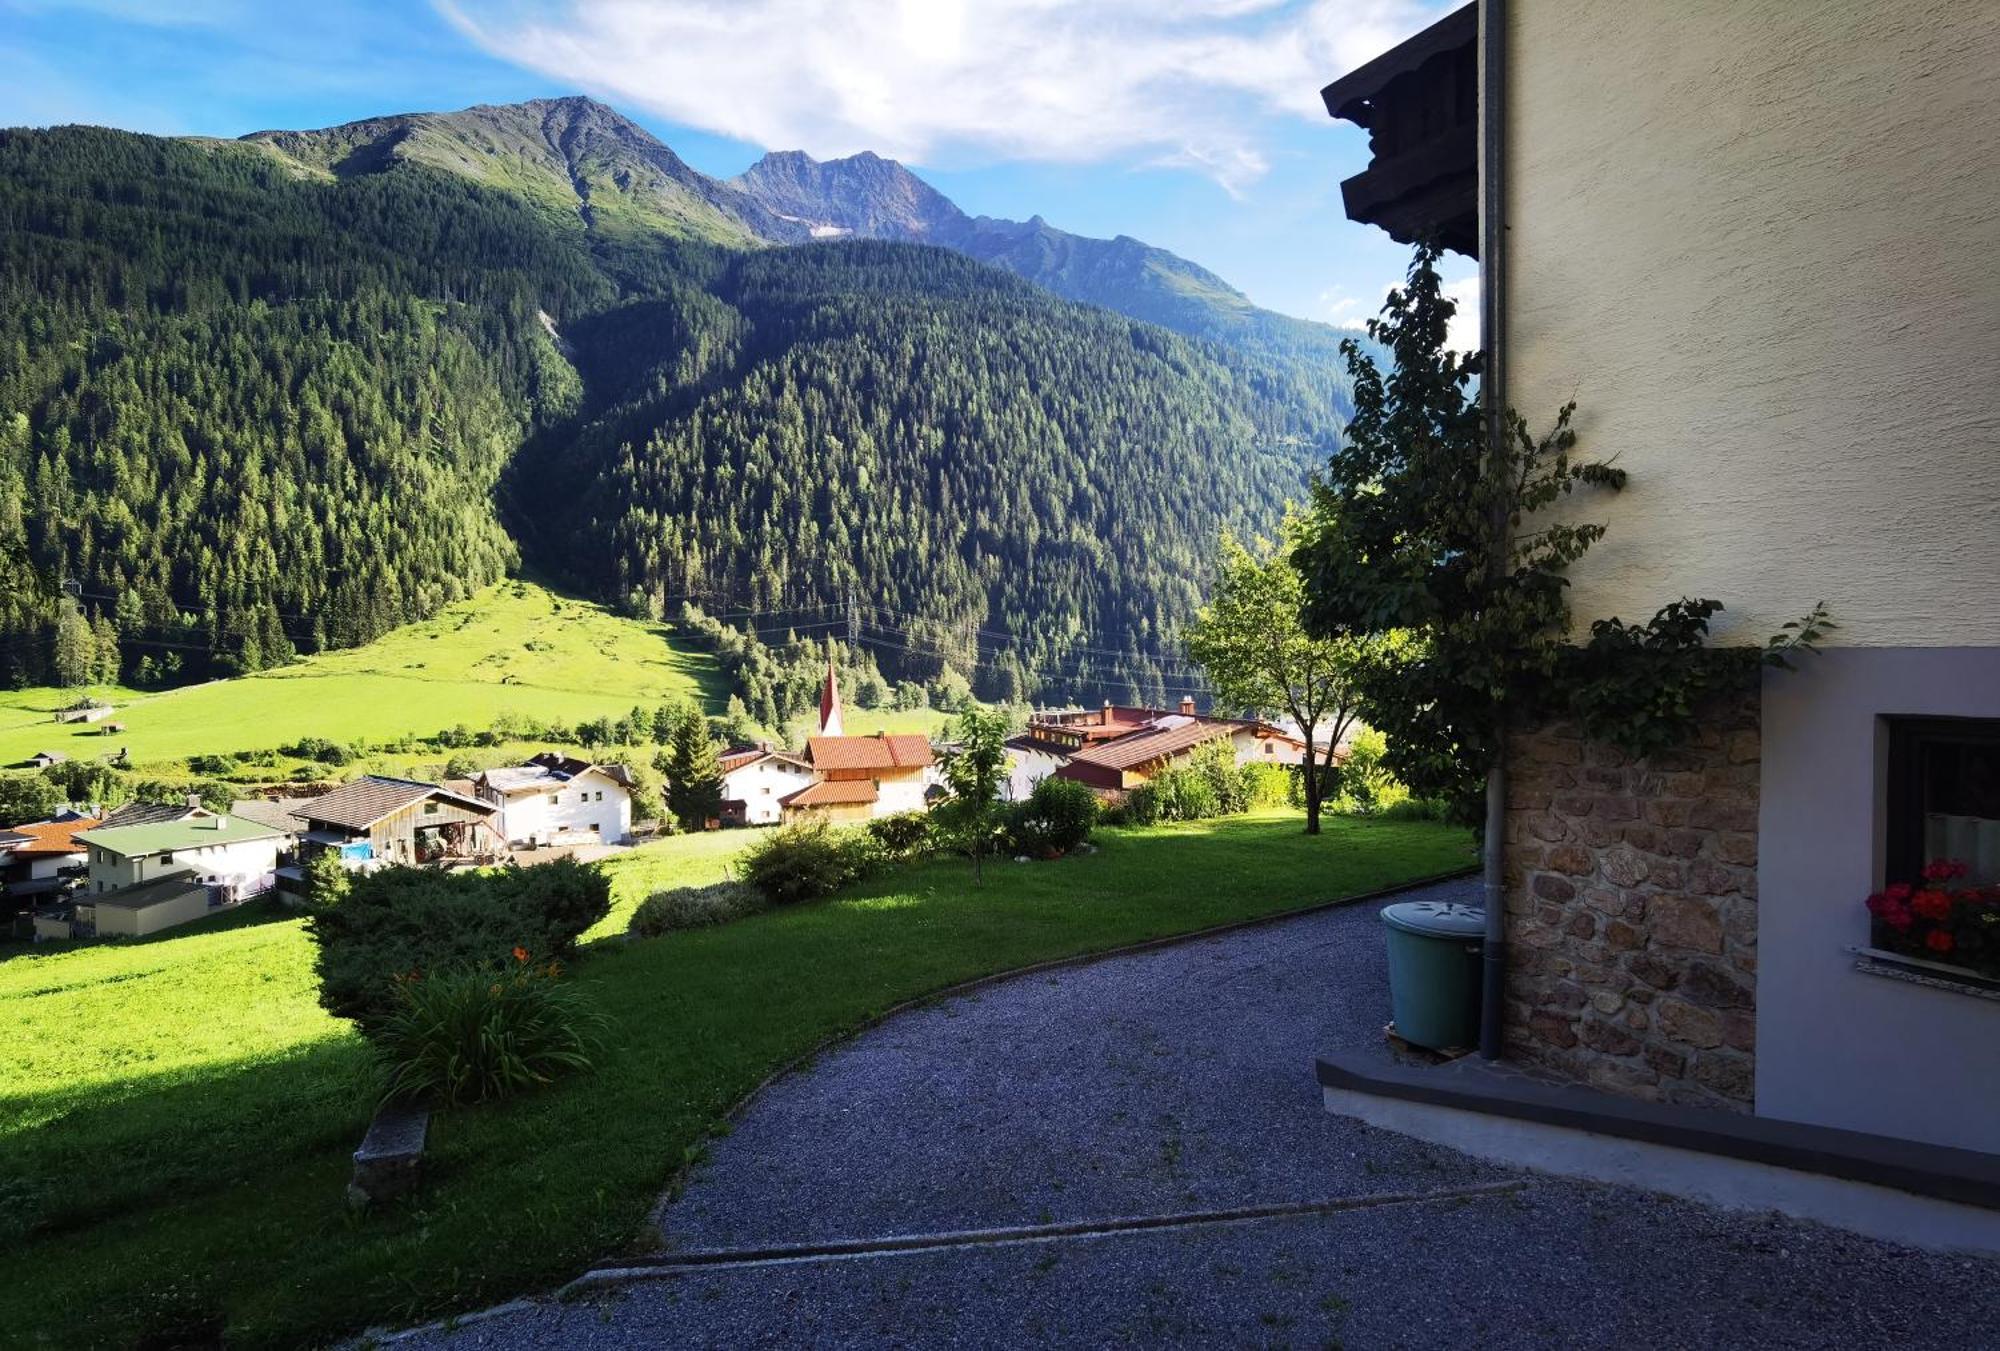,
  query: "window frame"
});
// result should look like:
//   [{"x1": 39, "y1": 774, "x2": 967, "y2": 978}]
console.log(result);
[{"x1": 1883, "y1": 715, "x2": 2000, "y2": 887}]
